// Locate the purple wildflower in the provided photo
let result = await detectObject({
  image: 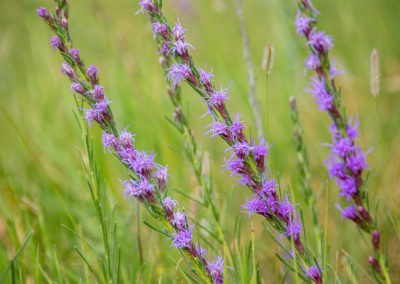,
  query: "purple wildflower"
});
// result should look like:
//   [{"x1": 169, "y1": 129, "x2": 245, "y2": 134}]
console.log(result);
[
  {"x1": 241, "y1": 197, "x2": 268, "y2": 218},
  {"x1": 37, "y1": 7, "x2": 49, "y2": 18},
  {"x1": 172, "y1": 210, "x2": 187, "y2": 230},
  {"x1": 369, "y1": 256, "x2": 382, "y2": 274},
  {"x1": 223, "y1": 157, "x2": 245, "y2": 176},
  {"x1": 336, "y1": 204, "x2": 359, "y2": 222},
  {"x1": 337, "y1": 177, "x2": 357, "y2": 200},
  {"x1": 130, "y1": 151, "x2": 156, "y2": 177},
  {"x1": 93, "y1": 85, "x2": 104, "y2": 101},
  {"x1": 162, "y1": 196, "x2": 178, "y2": 212},
  {"x1": 196, "y1": 245, "x2": 208, "y2": 258},
  {"x1": 284, "y1": 215, "x2": 302, "y2": 241},
  {"x1": 295, "y1": 11, "x2": 315, "y2": 36},
  {"x1": 71, "y1": 82, "x2": 85, "y2": 95},
  {"x1": 261, "y1": 179, "x2": 277, "y2": 195},
  {"x1": 230, "y1": 113, "x2": 245, "y2": 140},
  {"x1": 119, "y1": 128, "x2": 135, "y2": 148},
  {"x1": 170, "y1": 40, "x2": 193, "y2": 57},
  {"x1": 304, "y1": 53, "x2": 320, "y2": 71},
  {"x1": 207, "y1": 121, "x2": 229, "y2": 138},
  {"x1": 278, "y1": 196, "x2": 296, "y2": 221},
  {"x1": 210, "y1": 84, "x2": 230, "y2": 108},
  {"x1": 329, "y1": 58, "x2": 345, "y2": 77},
  {"x1": 70, "y1": 48, "x2": 81, "y2": 63},
  {"x1": 50, "y1": 36, "x2": 63, "y2": 50},
  {"x1": 87, "y1": 65, "x2": 98, "y2": 85},
  {"x1": 171, "y1": 226, "x2": 193, "y2": 249},
  {"x1": 231, "y1": 141, "x2": 251, "y2": 159},
  {"x1": 207, "y1": 256, "x2": 224, "y2": 284},
  {"x1": 166, "y1": 63, "x2": 192, "y2": 88},
  {"x1": 136, "y1": 0, "x2": 157, "y2": 14},
  {"x1": 156, "y1": 166, "x2": 169, "y2": 191},
  {"x1": 346, "y1": 148, "x2": 368, "y2": 174},
  {"x1": 305, "y1": 266, "x2": 323, "y2": 284},
  {"x1": 307, "y1": 76, "x2": 333, "y2": 111},
  {"x1": 200, "y1": 64, "x2": 214, "y2": 90},
  {"x1": 61, "y1": 62, "x2": 75, "y2": 79},
  {"x1": 102, "y1": 131, "x2": 119, "y2": 152},
  {"x1": 307, "y1": 28, "x2": 334, "y2": 52},
  {"x1": 152, "y1": 22, "x2": 169, "y2": 39},
  {"x1": 84, "y1": 108, "x2": 100, "y2": 127},
  {"x1": 172, "y1": 18, "x2": 186, "y2": 40},
  {"x1": 372, "y1": 230, "x2": 380, "y2": 250}
]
